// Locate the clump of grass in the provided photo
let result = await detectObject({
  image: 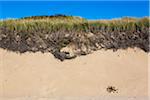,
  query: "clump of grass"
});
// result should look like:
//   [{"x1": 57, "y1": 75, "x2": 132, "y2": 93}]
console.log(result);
[{"x1": 0, "y1": 15, "x2": 149, "y2": 60}]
